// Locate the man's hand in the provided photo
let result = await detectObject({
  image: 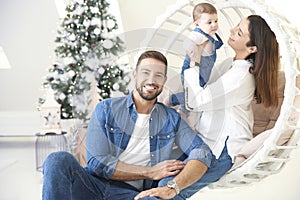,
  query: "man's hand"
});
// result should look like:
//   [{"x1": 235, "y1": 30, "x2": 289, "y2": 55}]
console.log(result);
[
  {"x1": 147, "y1": 160, "x2": 185, "y2": 180},
  {"x1": 111, "y1": 159, "x2": 184, "y2": 181},
  {"x1": 134, "y1": 186, "x2": 176, "y2": 200}
]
